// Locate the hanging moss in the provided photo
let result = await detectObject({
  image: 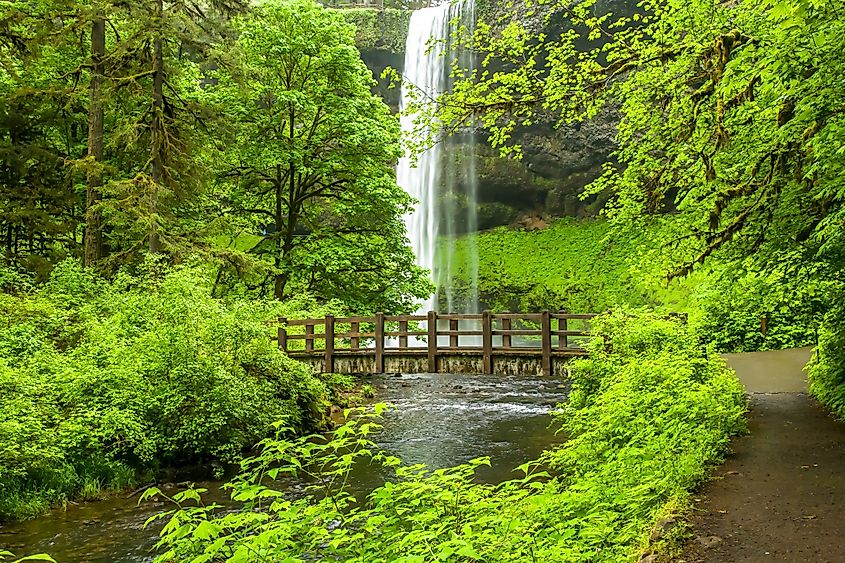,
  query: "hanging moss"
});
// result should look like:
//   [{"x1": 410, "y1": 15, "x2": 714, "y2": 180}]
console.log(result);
[{"x1": 339, "y1": 8, "x2": 411, "y2": 52}]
